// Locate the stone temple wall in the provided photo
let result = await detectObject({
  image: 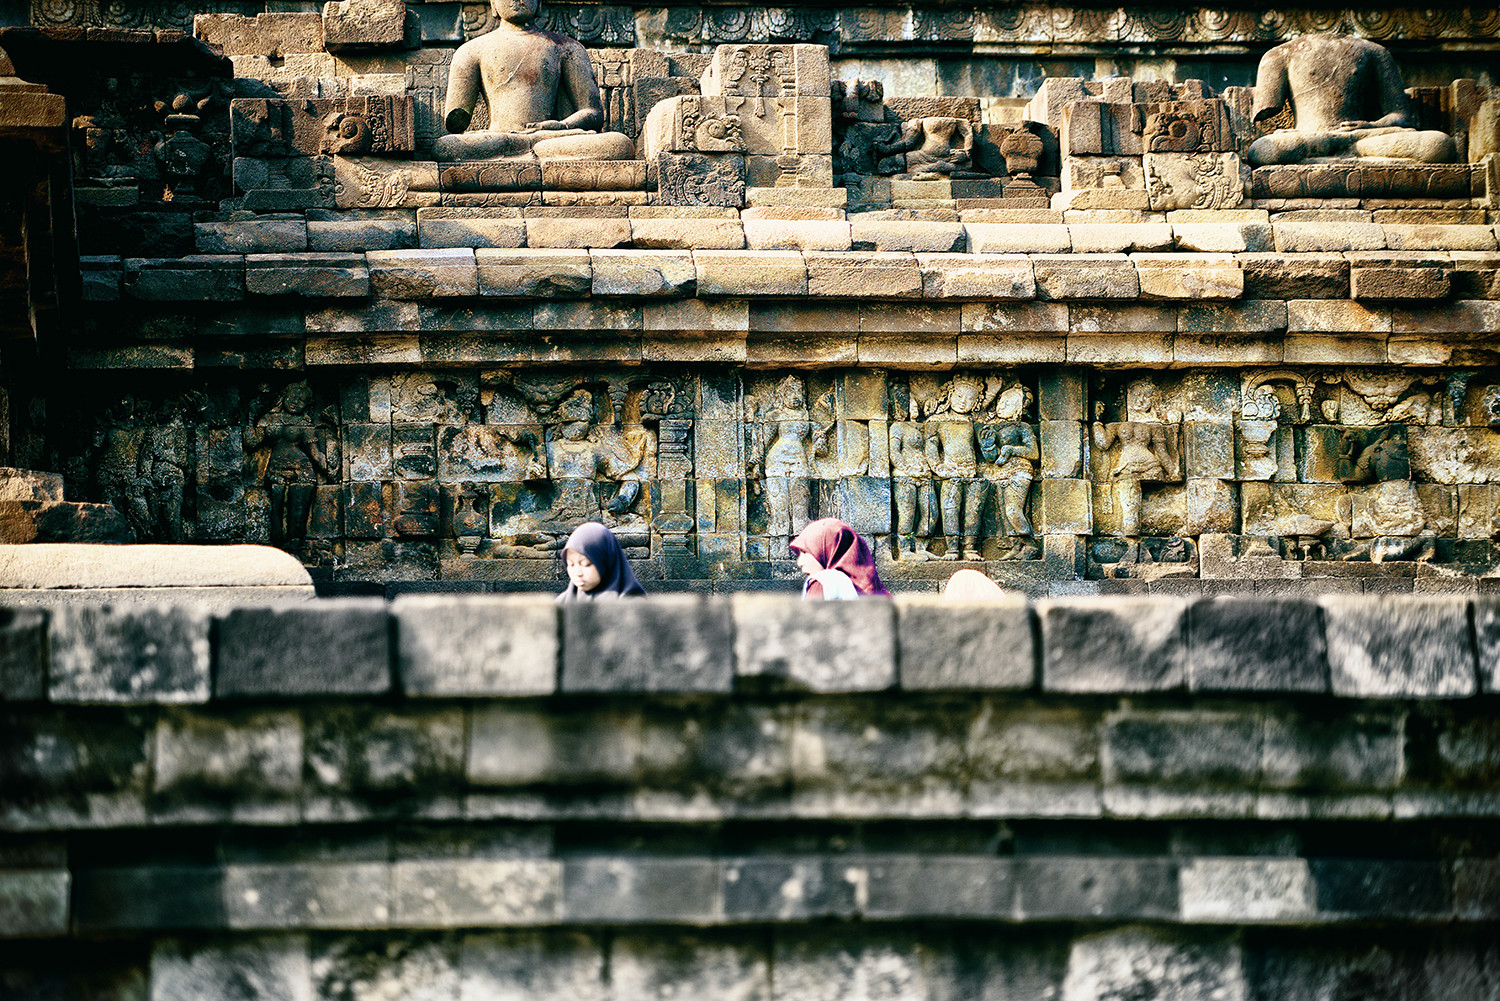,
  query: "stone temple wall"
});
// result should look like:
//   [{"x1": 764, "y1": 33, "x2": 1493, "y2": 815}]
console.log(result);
[
  {"x1": 1, "y1": 593, "x2": 1498, "y2": 998},
  {"x1": 0, "y1": 2, "x2": 1498, "y2": 592}
]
